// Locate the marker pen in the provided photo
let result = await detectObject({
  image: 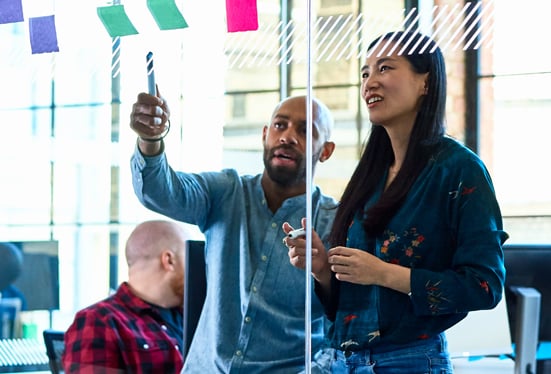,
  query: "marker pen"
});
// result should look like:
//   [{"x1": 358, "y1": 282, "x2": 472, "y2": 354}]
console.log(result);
[
  {"x1": 287, "y1": 228, "x2": 306, "y2": 239},
  {"x1": 146, "y1": 51, "x2": 156, "y2": 95}
]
